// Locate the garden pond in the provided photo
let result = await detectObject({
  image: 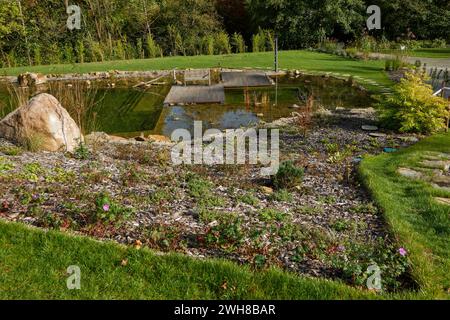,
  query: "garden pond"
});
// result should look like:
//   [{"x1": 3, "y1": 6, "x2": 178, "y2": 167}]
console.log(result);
[{"x1": 0, "y1": 74, "x2": 374, "y2": 137}]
